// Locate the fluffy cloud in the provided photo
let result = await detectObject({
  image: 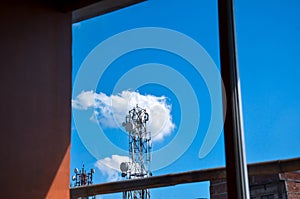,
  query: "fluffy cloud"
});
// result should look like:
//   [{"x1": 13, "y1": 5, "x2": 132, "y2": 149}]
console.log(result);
[
  {"x1": 95, "y1": 155, "x2": 129, "y2": 182},
  {"x1": 72, "y1": 90, "x2": 95, "y2": 110},
  {"x1": 72, "y1": 90, "x2": 175, "y2": 141}
]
